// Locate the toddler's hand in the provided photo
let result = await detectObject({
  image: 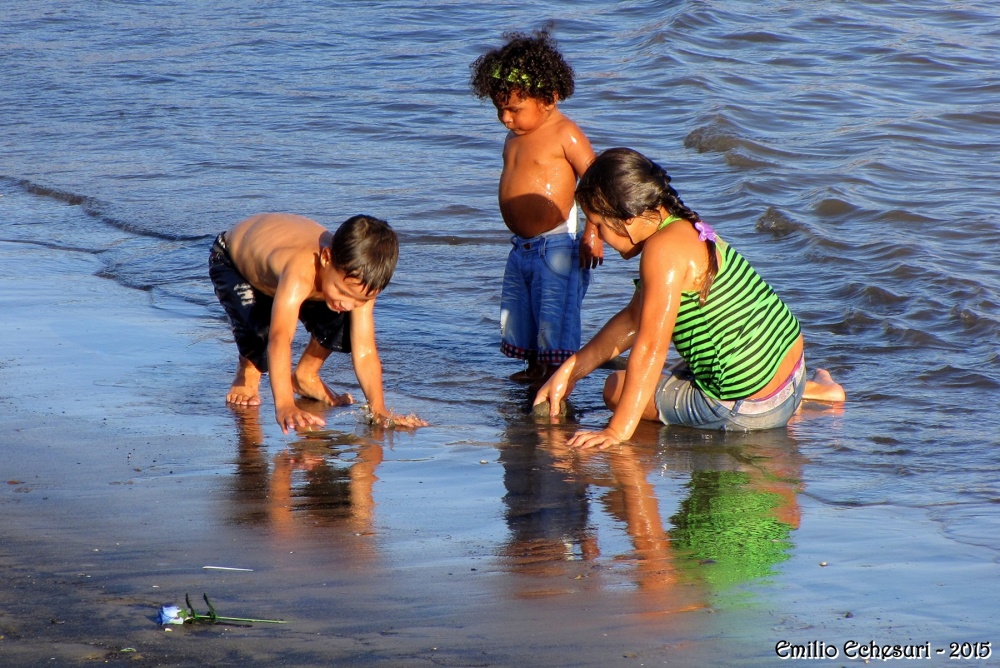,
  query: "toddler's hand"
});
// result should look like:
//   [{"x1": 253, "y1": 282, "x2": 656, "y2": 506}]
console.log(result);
[{"x1": 579, "y1": 223, "x2": 604, "y2": 269}]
